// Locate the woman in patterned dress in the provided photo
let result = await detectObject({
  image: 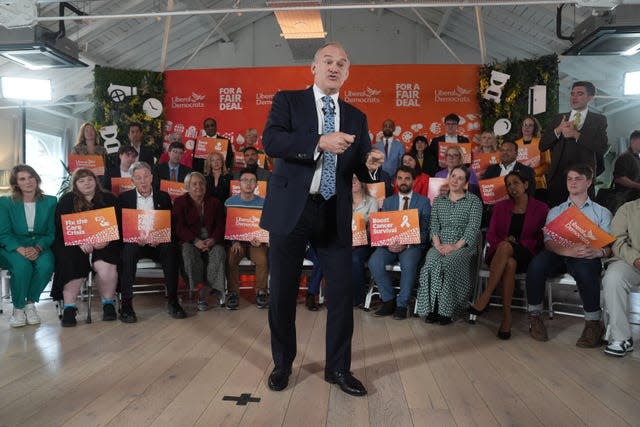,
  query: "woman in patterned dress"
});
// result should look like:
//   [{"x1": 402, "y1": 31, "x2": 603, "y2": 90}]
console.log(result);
[{"x1": 416, "y1": 165, "x2": 482, "y2": 324}]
